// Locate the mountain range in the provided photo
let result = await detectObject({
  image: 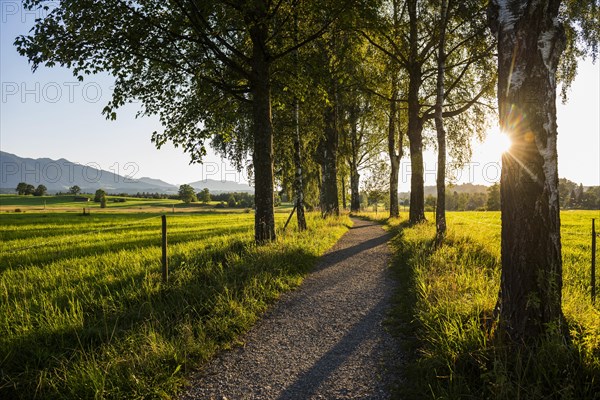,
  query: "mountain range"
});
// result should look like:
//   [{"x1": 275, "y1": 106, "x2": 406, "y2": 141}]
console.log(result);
[{"x1": 0, "y1": 151, "x2": 253, "y2": 194}]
